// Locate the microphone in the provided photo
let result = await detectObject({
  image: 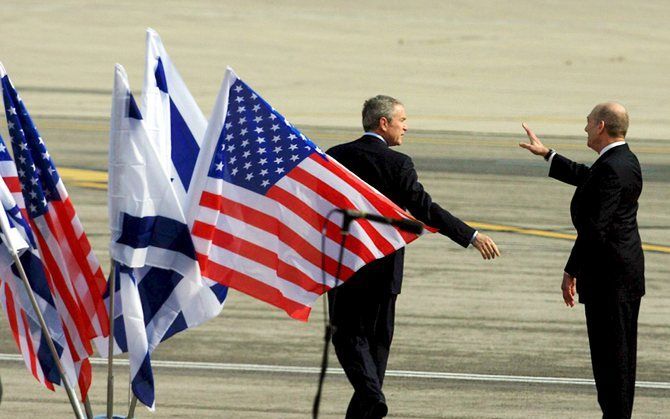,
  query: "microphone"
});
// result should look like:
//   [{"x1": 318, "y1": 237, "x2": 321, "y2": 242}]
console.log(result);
[{"x1": 336, "y1": 209, "x2": 424, "y2": 235}]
